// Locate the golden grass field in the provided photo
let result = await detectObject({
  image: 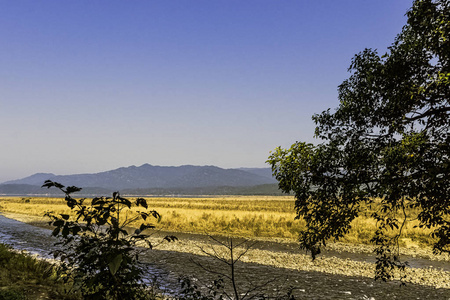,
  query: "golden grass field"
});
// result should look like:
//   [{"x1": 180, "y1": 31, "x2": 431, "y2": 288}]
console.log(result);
[
  {"x1": 0, "y1": 195, "x2": 436, "y2": 248},
  {"x1": 1, "y1": 195, "x2": 449, "y2": 290}
]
